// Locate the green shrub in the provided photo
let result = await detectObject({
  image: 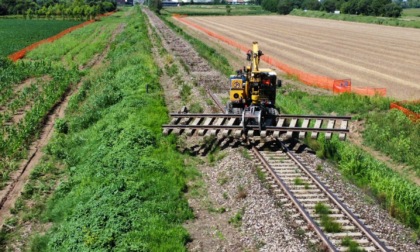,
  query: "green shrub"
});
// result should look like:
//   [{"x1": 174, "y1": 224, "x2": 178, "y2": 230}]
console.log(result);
[
  {"x1": 54, "y1": 119, "x2": 68, "y2": 134},
  {"x1": 364, "y1": 109, "x2": 420, "y2": 173}
]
